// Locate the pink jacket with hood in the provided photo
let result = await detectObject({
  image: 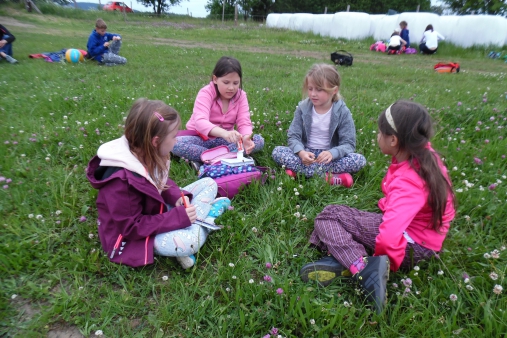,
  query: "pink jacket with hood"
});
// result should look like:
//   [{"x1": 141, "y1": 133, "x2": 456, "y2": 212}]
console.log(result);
[{"x1": 86, "y1": 136, "x2": 192, "y2": 267}]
